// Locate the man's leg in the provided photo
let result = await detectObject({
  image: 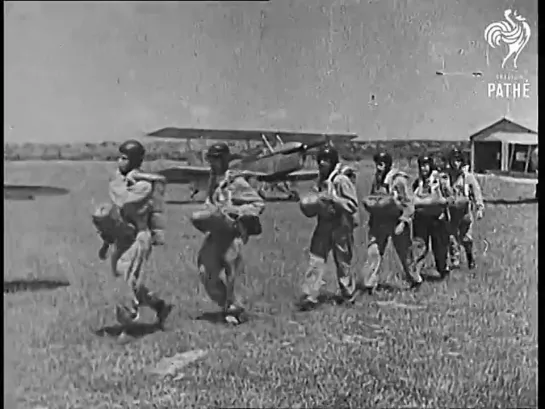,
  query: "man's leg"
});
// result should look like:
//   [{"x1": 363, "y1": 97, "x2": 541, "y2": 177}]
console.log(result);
[
  {"x1": 392, "y1": 226, "x2": 422, "y2": 288},
  {"x1": 361, "y1": 223, "x2": 390, "y2": 293},
  {"x1": 116, "y1": 231, "x2": 169, "y2": 326},
  {"x1": 447, "y1": 215, "x2": 462, "y2": 269},
  {"x1": 197, "y1": 233, "x2": 232, "y2": 308},
  {"x1": 459, "y1": 213, "x2": 476, "y2": 270},
  {"x1": 430, "y1": 219, "x2": 451, "y2": 278},
  {"x1": 222, "y1": 236, "x2": 246, "y2": 324},
  {"x1": 332, "y1": 227, "x2": 356, "y2": 301},
  {"x1": 299, "y1": 222, "x2": 332, "y2": 309},
  {"x1": 412, "y1": 217, "x2": 431, "y2": 279}
]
